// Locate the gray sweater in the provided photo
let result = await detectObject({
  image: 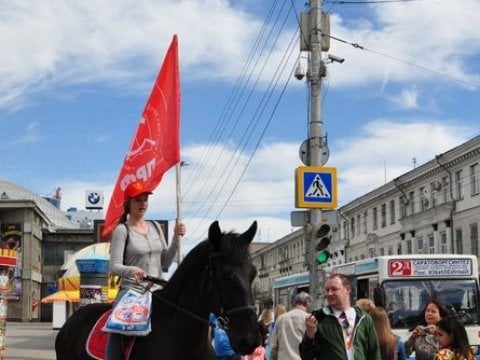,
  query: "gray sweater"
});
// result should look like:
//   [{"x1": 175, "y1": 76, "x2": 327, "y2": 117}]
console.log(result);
[{"x1": 109, "y1": 222, "x2": 178, "y2": 291}]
